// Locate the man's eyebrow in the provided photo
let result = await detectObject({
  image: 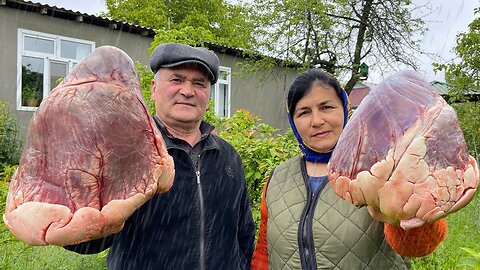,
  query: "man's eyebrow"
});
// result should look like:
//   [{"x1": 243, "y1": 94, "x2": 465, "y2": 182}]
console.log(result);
[
  {"x1": 170, "y1": 73, "x2": 186, "y2": 79},
  {"x1": 170, "y1": 72, "x2": 207, "y2": 82}
]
